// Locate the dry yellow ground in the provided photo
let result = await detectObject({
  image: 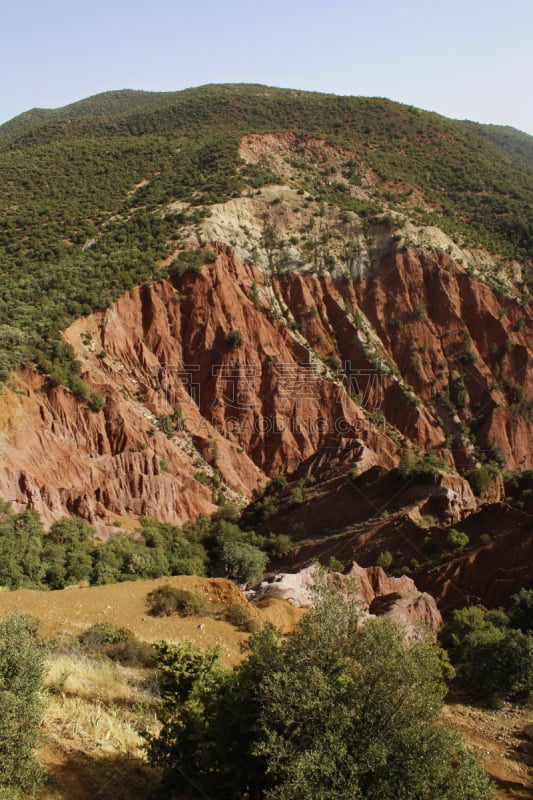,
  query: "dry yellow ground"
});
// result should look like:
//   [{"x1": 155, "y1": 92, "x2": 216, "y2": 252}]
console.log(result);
[{"x1": 0, "y1": 574, "x2": 302, "y2": 666}]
